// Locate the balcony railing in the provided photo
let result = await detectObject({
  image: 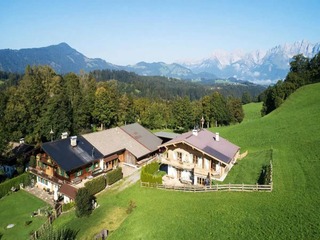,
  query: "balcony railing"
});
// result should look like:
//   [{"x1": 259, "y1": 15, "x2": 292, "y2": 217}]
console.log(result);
[{"x1": 160, "y1": 157, "x2": 194, "y2": 170}]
